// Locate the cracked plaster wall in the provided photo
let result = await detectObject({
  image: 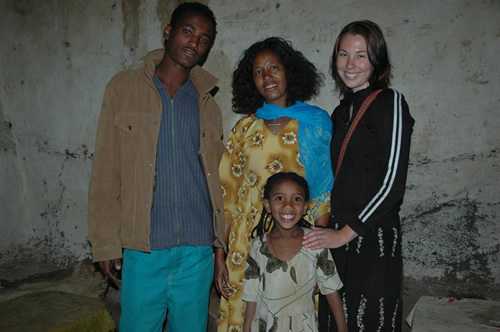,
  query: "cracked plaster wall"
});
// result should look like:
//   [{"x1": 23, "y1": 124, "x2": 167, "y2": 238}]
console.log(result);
[{"x1": 1, "y1": 0, "x2": 498, "y2": 296}]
